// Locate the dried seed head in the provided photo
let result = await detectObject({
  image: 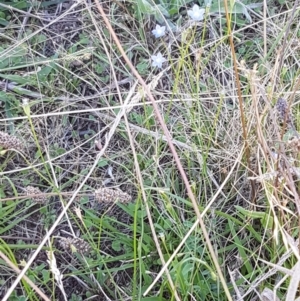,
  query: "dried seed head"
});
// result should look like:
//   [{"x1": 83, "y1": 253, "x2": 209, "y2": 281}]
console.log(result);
[
  {"x1": 24, "y1": 186, "x2": 48, "y2": 204},
  {"x1": 94, "y1": 188, "x2": 131, "y2": 204},
  {"x1": 0, "y1": 131, "x2": 23, "y2": 151},
  {"x1": 288, "y1": 137, "x2": 300, "y2": 152},
  {"x1": 276, "y1": 98, "x2": 292, "y2": 126},
  {"x1": 59, "y1": 237, "x2": 91, "y2": 254}
]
